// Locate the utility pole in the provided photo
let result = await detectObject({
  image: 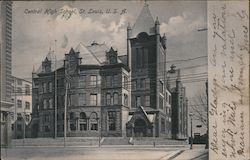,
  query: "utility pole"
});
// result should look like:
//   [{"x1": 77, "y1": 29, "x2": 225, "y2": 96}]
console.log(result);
[
  {"x1": 189, "y1": 112, "x2": 193, "y2": 149},
  {"x1": 64, "y1": 58, "x2": 70, "y2": 147},
  {"x1": 54, "y1": 40, "x2": 57, "y2": 139},
  {"x1": 64, "y1": 82, "x2": 68, "y2": 147},
  {"x1": 205, "y1": 80, "x2": 208, "y2": 149}
]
